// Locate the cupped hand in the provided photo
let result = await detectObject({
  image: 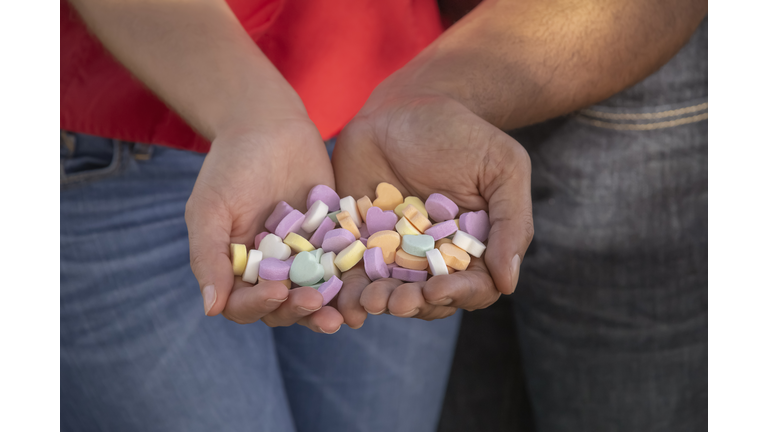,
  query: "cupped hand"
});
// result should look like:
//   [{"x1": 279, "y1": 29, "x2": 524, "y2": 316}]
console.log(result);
[
  {"x1": 185, "y1": 121, "x2": 344, "y2": 334},
  {"x1": 331, "y1": 92, "x2": 534, "y2": 326}
]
